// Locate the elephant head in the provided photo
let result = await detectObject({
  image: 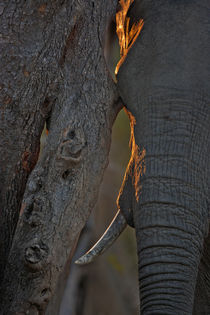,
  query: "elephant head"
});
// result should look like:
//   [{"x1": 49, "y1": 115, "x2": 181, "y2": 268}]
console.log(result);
[{"x1": 77, "y1": 1, "x2": 210, "y2": 314}]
